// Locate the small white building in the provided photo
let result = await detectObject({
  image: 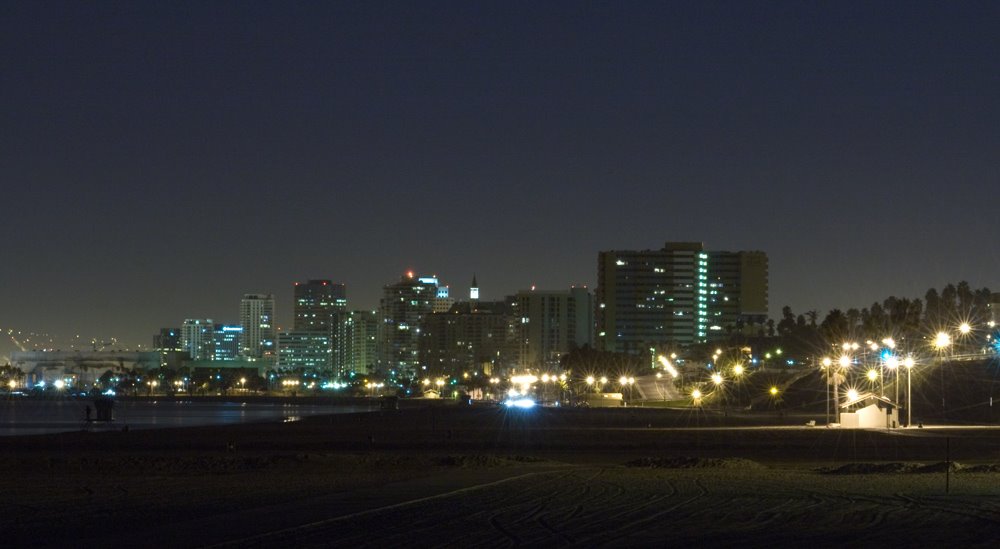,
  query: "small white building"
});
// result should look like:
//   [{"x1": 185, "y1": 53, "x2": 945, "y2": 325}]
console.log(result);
[{"x1": 839, "y1": 392, "x2": 899, "y2": 429}]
